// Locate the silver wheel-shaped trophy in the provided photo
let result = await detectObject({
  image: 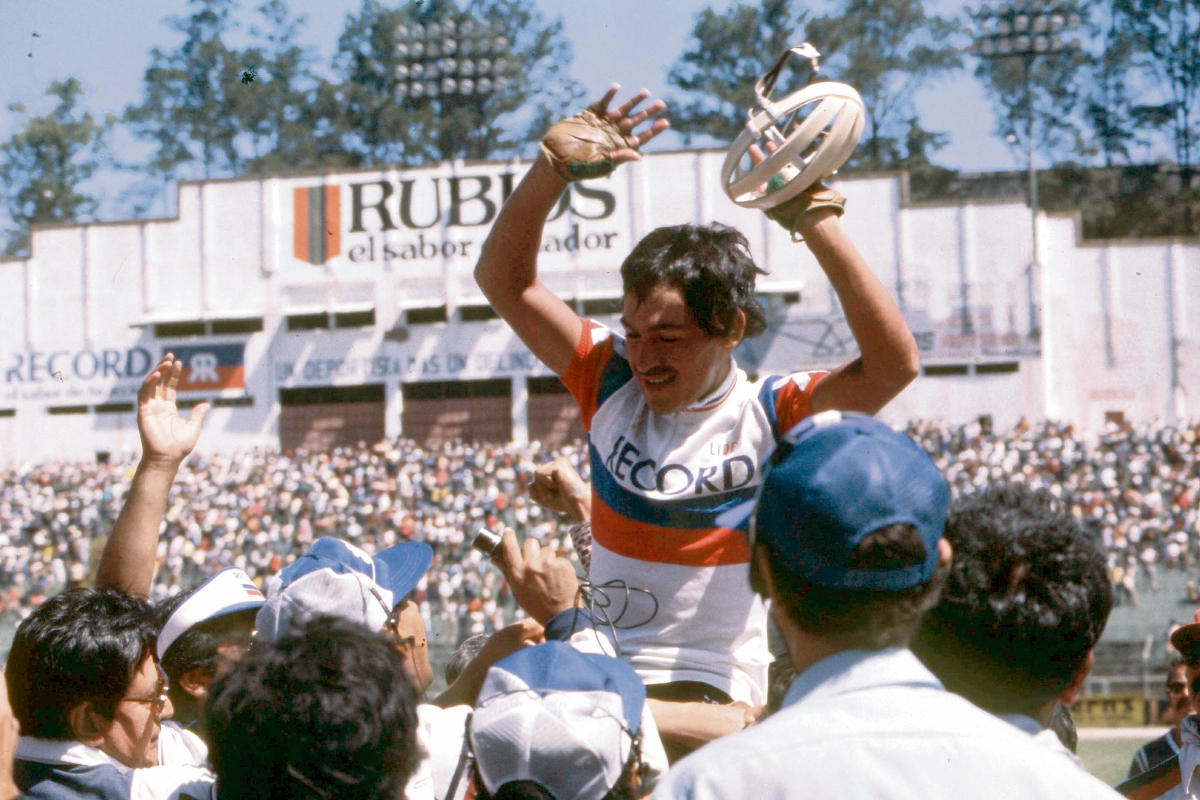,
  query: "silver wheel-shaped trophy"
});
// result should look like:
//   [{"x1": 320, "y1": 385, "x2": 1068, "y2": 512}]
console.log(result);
[{"x1": 721, "y1": 44, "x2": 865, "y2": 210}]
